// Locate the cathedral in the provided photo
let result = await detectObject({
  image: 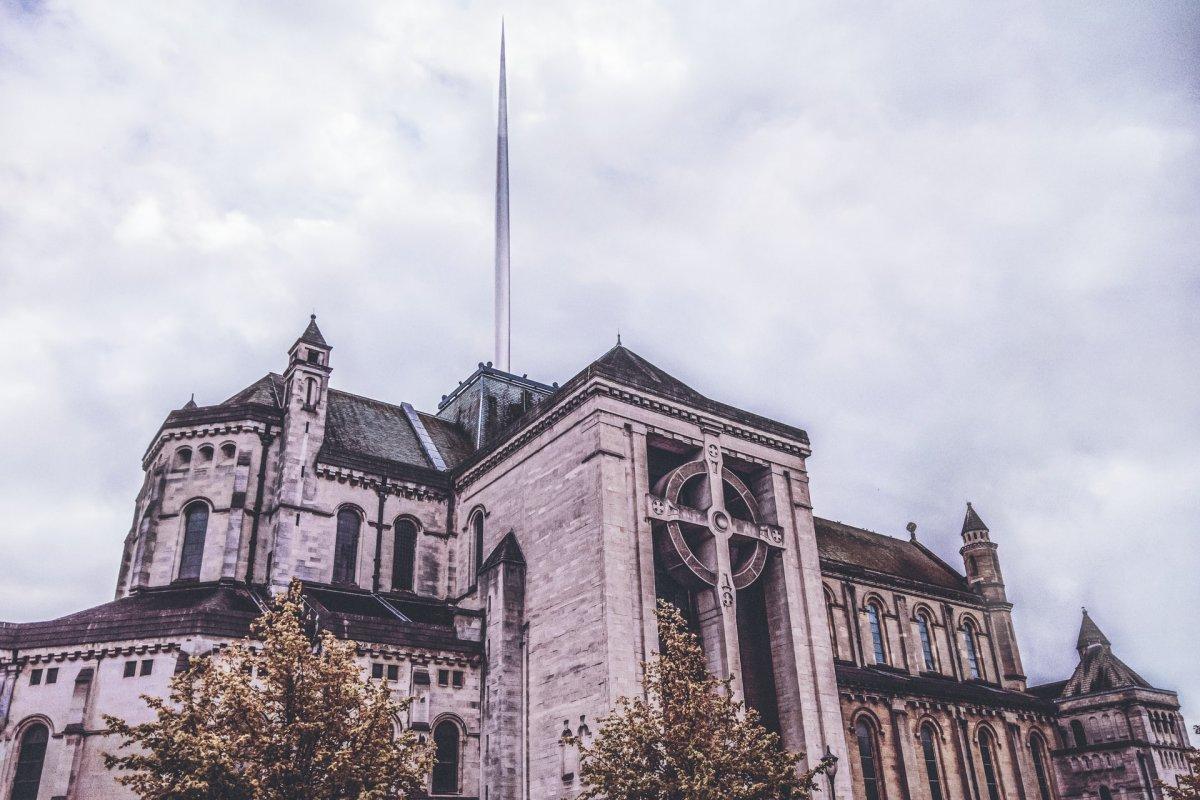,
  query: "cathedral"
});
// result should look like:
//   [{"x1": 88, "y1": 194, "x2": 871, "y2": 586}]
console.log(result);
[{"x1": 0, "y1": 32, "x2": 1192, "y2": 800}]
